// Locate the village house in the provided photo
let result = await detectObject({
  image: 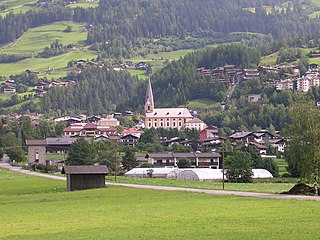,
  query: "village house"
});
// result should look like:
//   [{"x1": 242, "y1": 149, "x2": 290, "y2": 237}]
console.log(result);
[
  {"x1": 63, "y1": 123, "x2": 117, "y2": 137},
  {"x1": 200, "y1": 125, "x2": 220, "y2": 141},
  {"x1": 146, "y1": 152, "x2": 221, "y2": 168},
  {"x1": 296, "y1": 74, "x2": 320, "y2": 92},
  {"x1": 184, "y1": 117, "x2": 207, "y2": 131},
  {"x1": 98, "y1": 117, "x2": 120, "y2": 127},
  {"x1": 248, "y1": 94, "x2": 262, "y2": 103},
  {"x1": 120, "y1": 134, "x2": 139, "y2": 146},
  {"x1": 243, "y1": 69, "x2": 260, "y2": 80},
  {"x1": 26, "y1": 137, "x2": 93, "y2": 166},
  {"x1": 275, "y1": 79, "x2": 294, "y2": 91}
]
